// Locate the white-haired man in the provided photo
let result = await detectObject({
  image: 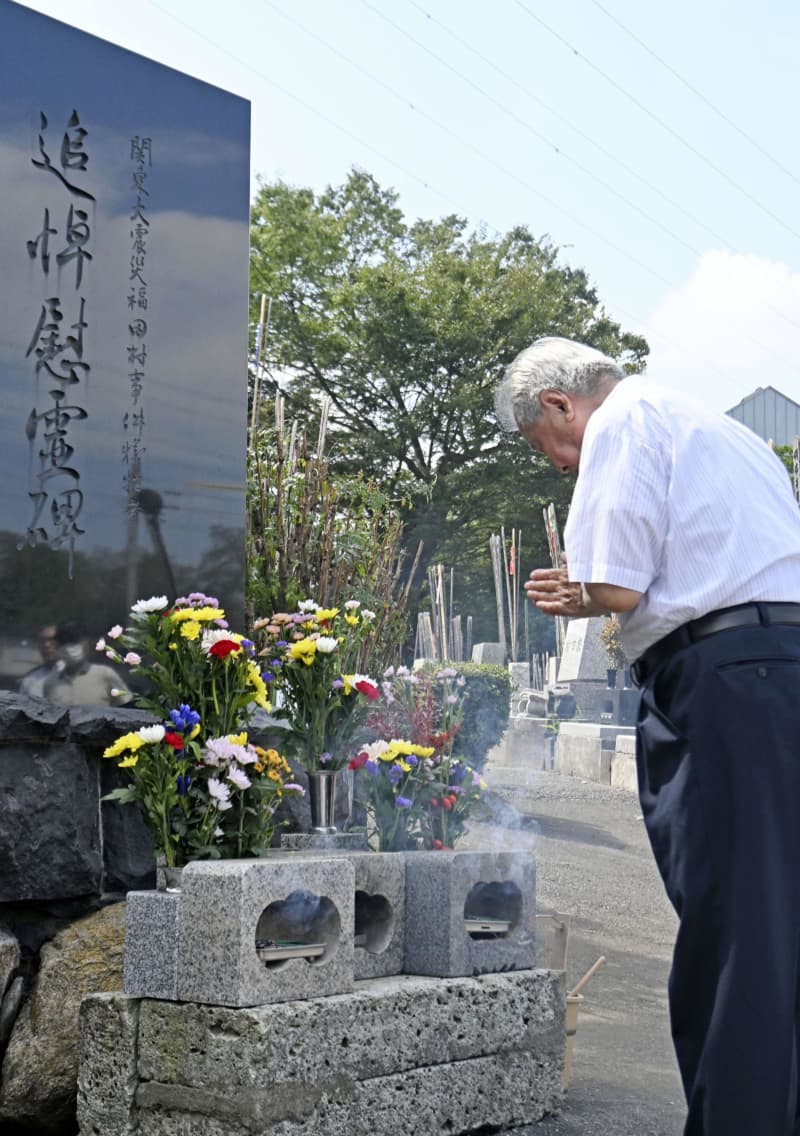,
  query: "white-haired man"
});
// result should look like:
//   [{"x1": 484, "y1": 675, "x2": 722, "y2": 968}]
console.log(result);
[{"x1": 496, "y1": 335, "x2": 800, "y2": 1136}]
